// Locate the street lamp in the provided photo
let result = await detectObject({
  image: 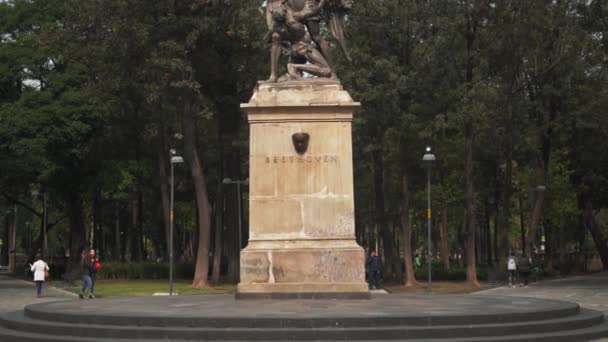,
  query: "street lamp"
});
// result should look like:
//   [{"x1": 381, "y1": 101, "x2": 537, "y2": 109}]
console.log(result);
[
  {"x1": 422, "y1": 146, "x2": 436, "y2": 294},
  {"x1": 169, "y1": 149, "x2": 184, "y2": 296},
  {"x1": 222, "y1": 178, "x2": 249, "y2": 251}
]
